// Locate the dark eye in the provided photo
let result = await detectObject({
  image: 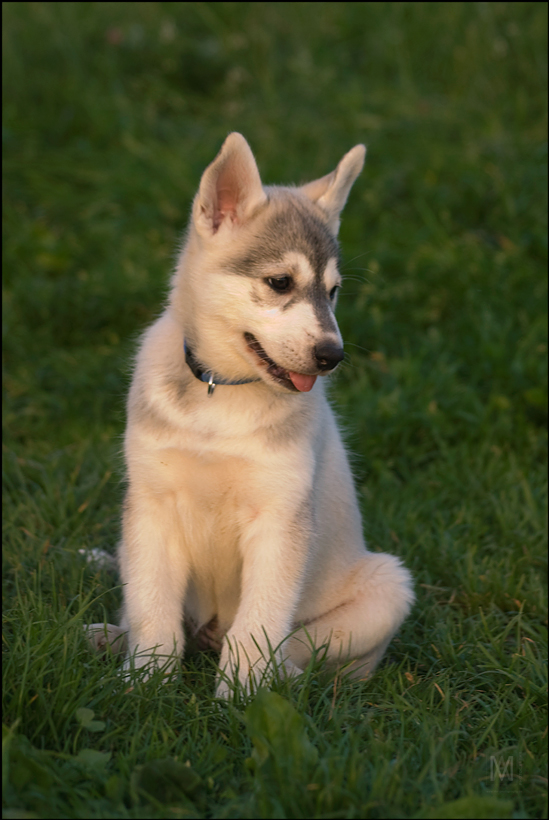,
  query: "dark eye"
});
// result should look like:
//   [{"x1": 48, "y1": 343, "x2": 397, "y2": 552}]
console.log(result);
[
  {"x1": 267, "y1": 276, "x2": 292, "y2": 293},
  {"x1": 329, "y1": 285, "x2": 340, "y2": 300}
]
